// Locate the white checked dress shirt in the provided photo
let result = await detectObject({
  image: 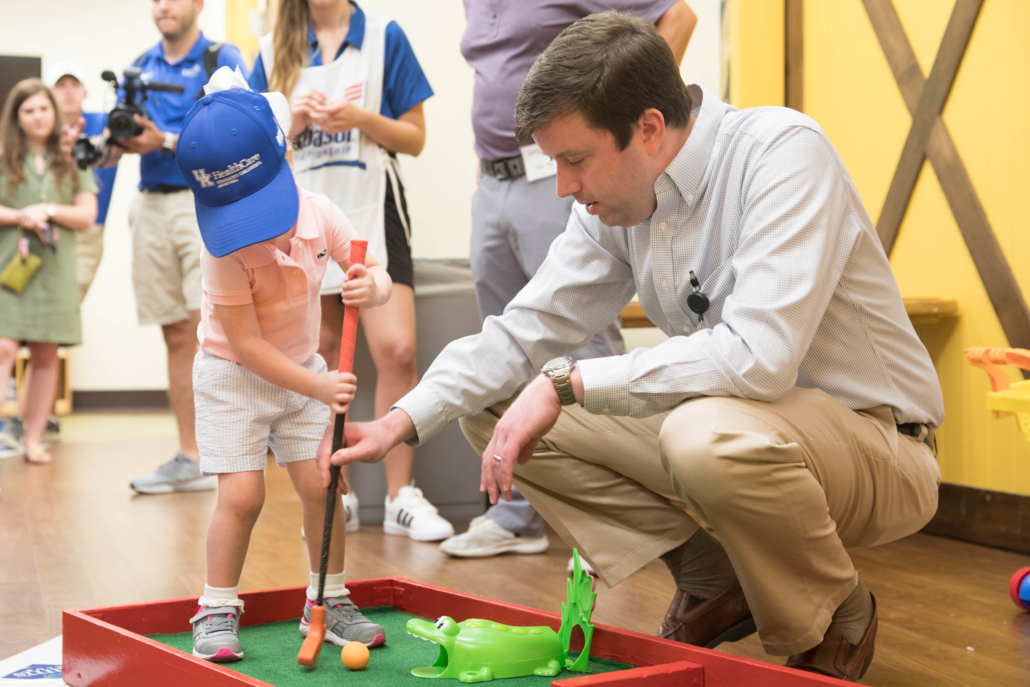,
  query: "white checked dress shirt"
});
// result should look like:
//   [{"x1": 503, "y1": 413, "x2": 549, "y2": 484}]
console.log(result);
[{"x1": 396, "y1": 84, "x2": 944, "y2": 445}]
